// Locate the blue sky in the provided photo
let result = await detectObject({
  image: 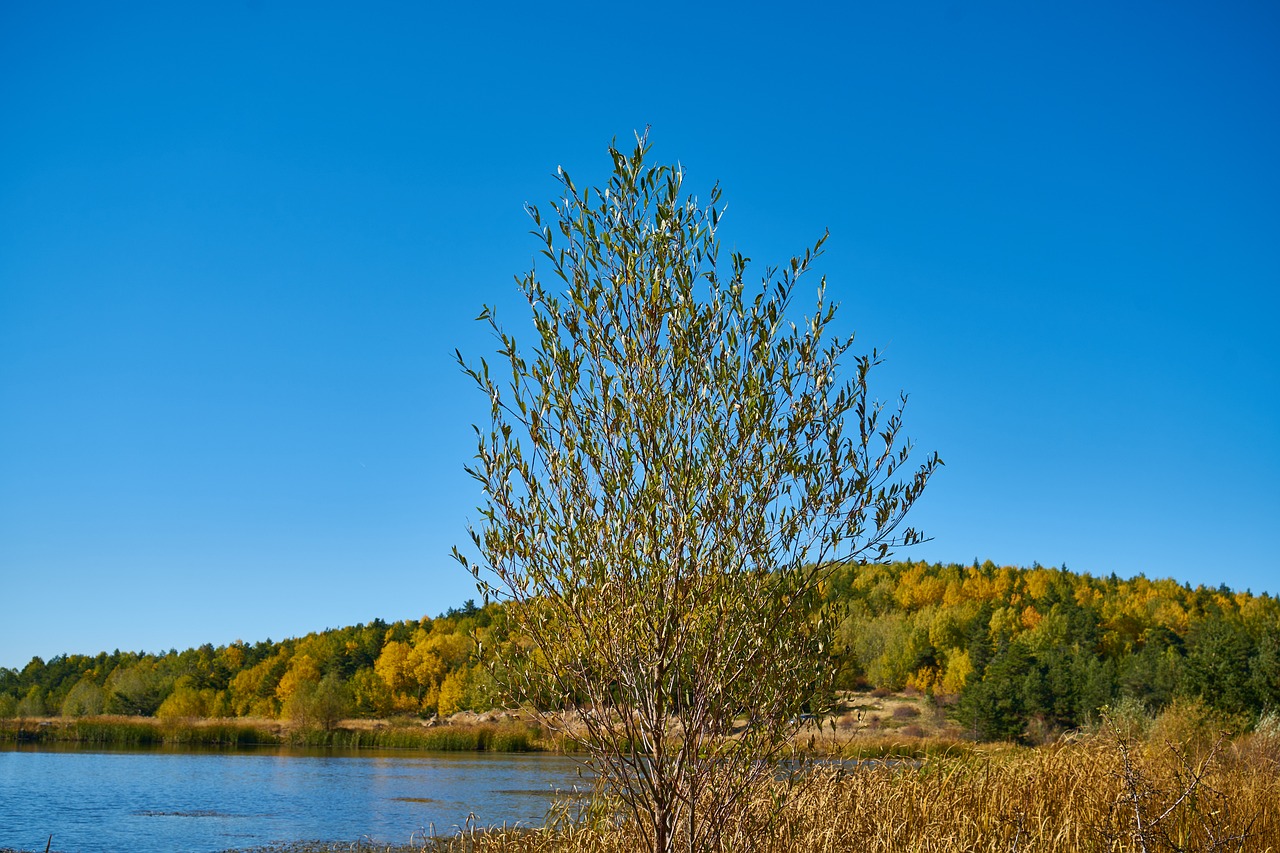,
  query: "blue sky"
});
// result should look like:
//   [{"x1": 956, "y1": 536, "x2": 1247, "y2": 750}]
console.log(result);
[{"x1": 2, "y1": 1, "x2": 1277, "y2": 670}]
